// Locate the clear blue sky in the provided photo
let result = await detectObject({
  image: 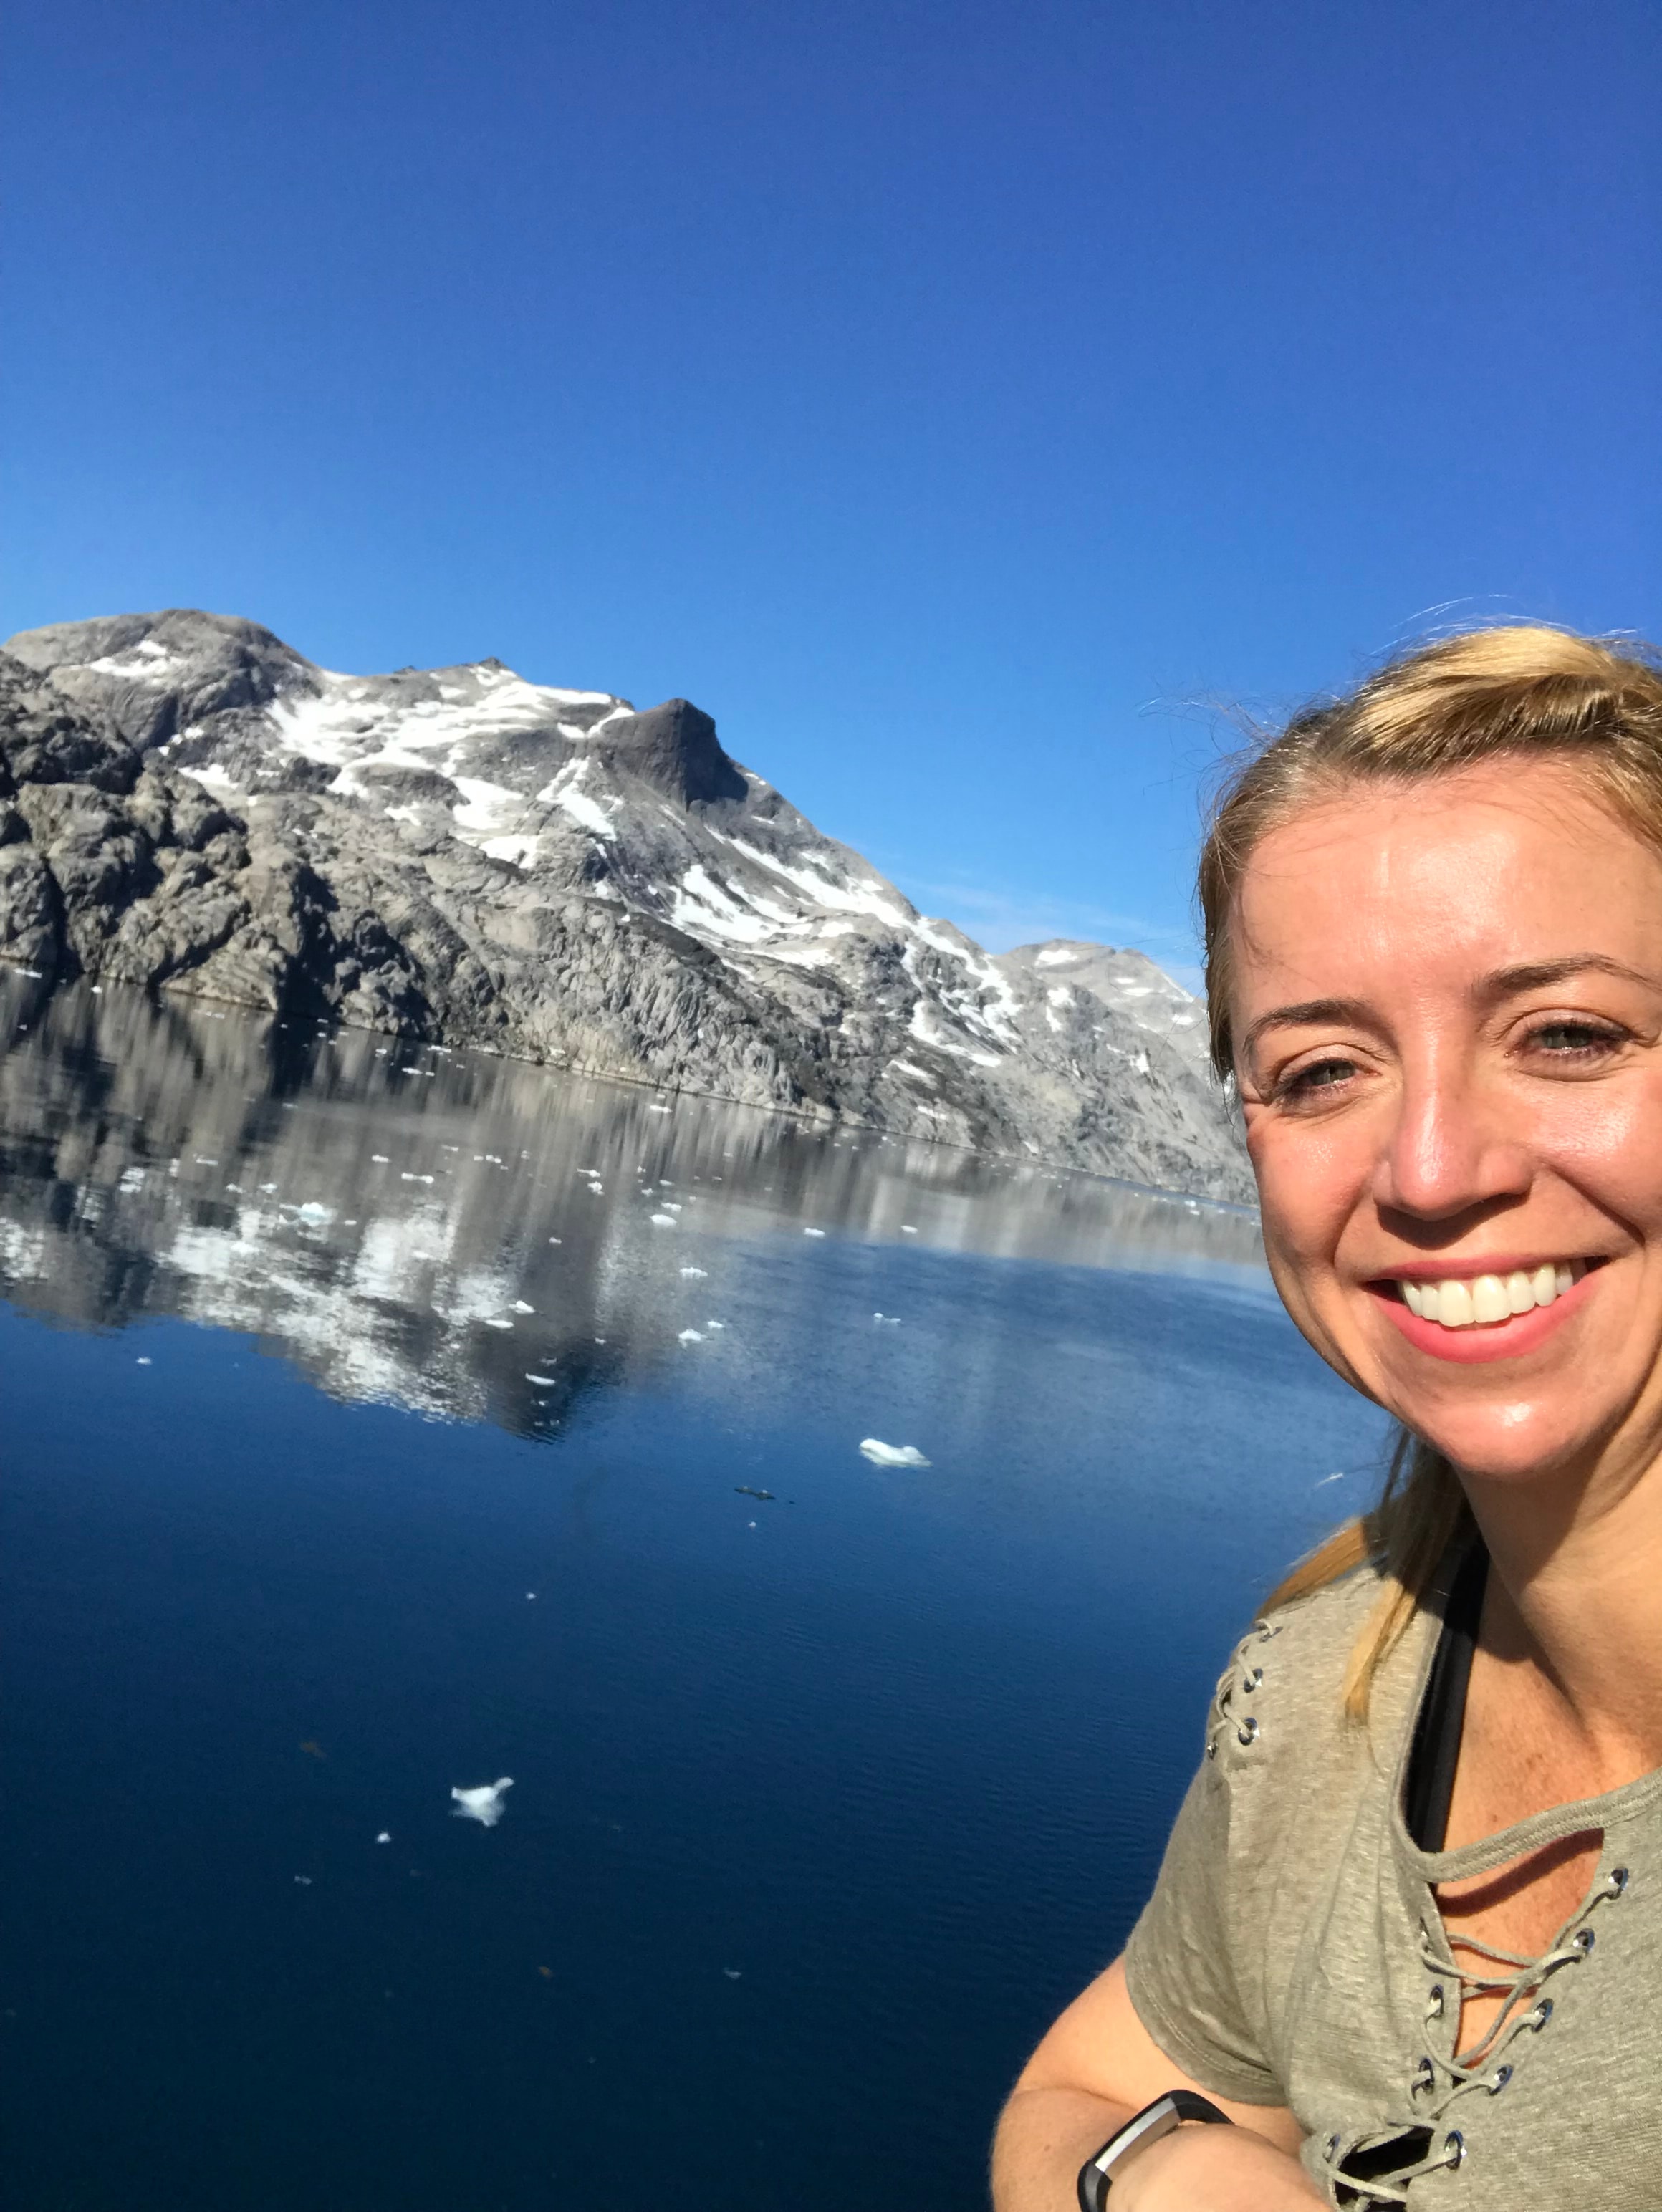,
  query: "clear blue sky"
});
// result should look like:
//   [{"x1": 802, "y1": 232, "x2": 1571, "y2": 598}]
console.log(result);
[{"x1": 5, "y1": 1, "x2": 1656, "y2": 978}]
